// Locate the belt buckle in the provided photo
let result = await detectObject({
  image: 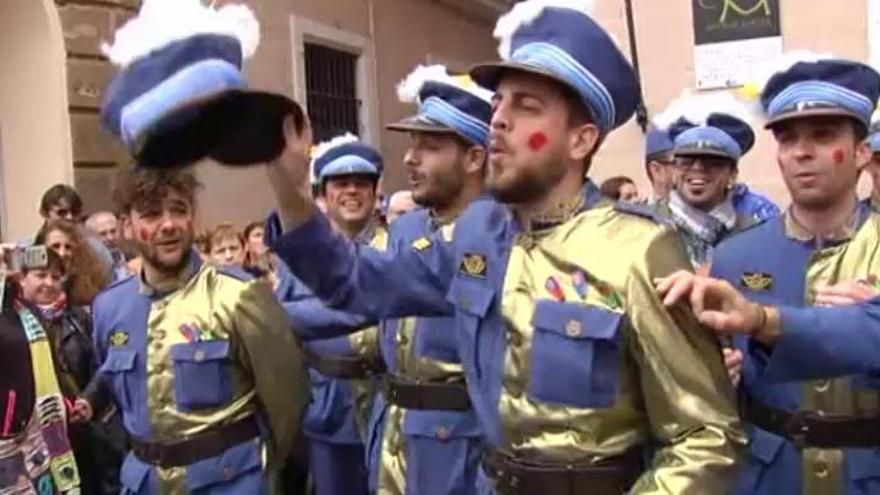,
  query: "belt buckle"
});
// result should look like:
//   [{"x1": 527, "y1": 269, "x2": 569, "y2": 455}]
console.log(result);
[
  {"x1": 383, "y1": 379, "x2": 399, "y2": 403},
  {"x1": 785, "y1": 410, "x2": 811, "y2": 450}
]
